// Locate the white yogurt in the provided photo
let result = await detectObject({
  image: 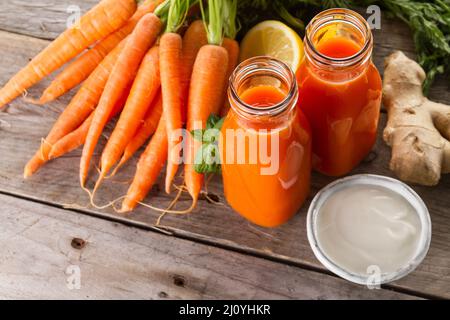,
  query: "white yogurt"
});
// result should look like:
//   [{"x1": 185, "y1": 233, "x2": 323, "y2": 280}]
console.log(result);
[
  {"x1": 316, "y1": 185, "x2": 421, "y2": 275},
  {"x1": 307, "y1": 174, "x2": 431, "y2": 285}
]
